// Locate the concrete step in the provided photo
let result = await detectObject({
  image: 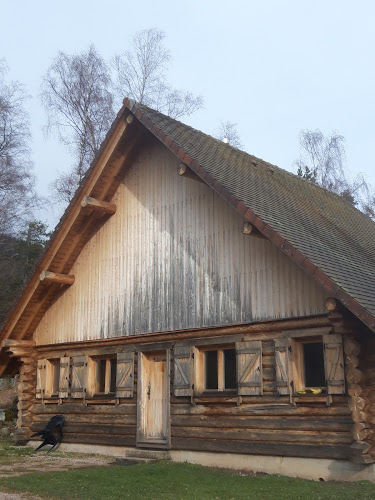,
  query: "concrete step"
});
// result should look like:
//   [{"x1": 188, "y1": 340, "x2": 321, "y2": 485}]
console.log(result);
[{"x1": 125, "y1": 448, "x2": 171, "y2": 461}]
